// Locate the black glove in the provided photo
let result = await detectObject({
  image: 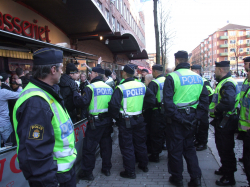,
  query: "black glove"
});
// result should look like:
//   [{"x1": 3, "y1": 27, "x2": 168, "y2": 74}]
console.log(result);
[{"x1": 69, "y1": 82, "x2": 78, "y2": 92}]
